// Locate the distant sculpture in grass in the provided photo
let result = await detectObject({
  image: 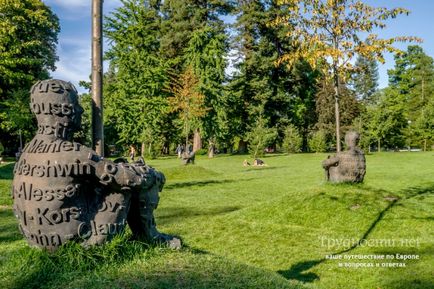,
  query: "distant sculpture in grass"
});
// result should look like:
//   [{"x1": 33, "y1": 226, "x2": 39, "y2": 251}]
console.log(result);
[
  {"x1": 243, "y1": 159, "x2": 267, "y2": 167},
  {"x1": 12, "y1": 79, "x2": 180, "y2": 251},
  {"x1": 253, "y1": 158, "x2": 266, "y2": 166},
  {"x1": 181, "y1": 144, "x2": 195, "y2": 165},
  {"x1": 322, "y1": 131, "x2": 366, "y2": 183}
]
